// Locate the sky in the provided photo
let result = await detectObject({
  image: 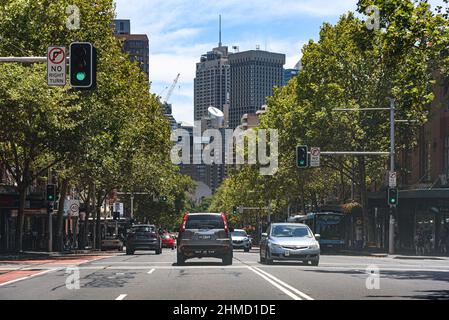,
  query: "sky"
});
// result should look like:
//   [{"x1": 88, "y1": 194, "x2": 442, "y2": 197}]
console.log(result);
[{"x1": 113, "y1": 0, "x2": 445, "y2": 124}]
